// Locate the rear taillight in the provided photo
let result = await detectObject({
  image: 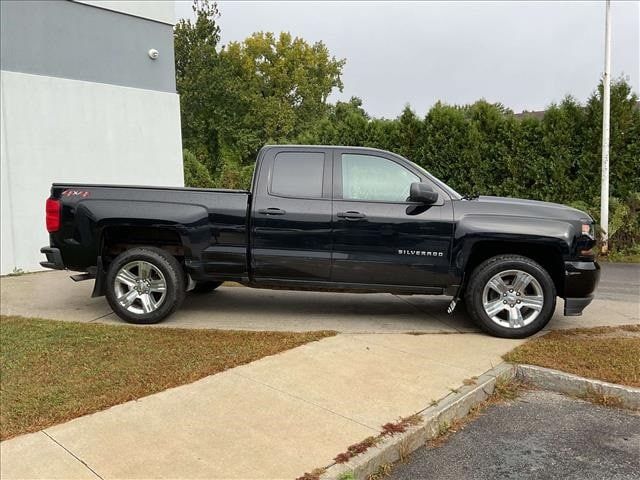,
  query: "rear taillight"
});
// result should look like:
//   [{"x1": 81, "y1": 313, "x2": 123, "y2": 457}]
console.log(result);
[{"x1": 46, "y1": 198, "x2": 61, "y2": 232}]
